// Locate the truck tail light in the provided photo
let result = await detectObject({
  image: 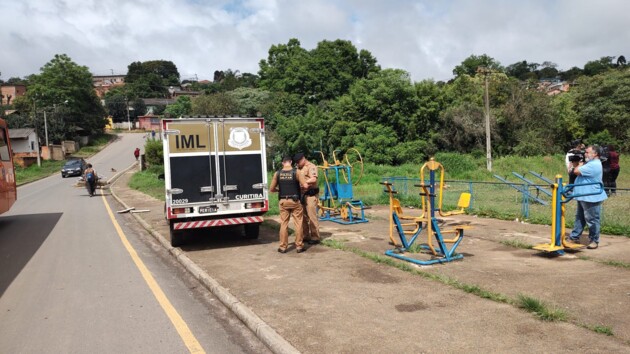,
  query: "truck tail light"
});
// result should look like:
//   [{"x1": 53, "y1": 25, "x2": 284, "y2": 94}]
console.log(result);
[
  {"x1": 245, "y1": 202, "x2": 264, "y2": 209},
  {"x1": 172, "y1": 207, "x2": 192, "y2": 214}
]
